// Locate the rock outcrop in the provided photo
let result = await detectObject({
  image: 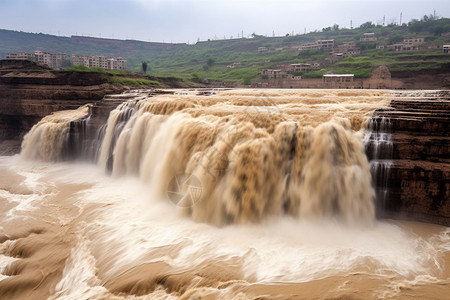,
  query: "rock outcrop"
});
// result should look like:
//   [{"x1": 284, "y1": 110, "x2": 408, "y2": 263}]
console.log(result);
[
  {"x1": 367, "y1": 90, "x2": 450, "y2": 226},
  {"x1": 0, "y1": 60, "x2": 125, "y2": 154}
]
